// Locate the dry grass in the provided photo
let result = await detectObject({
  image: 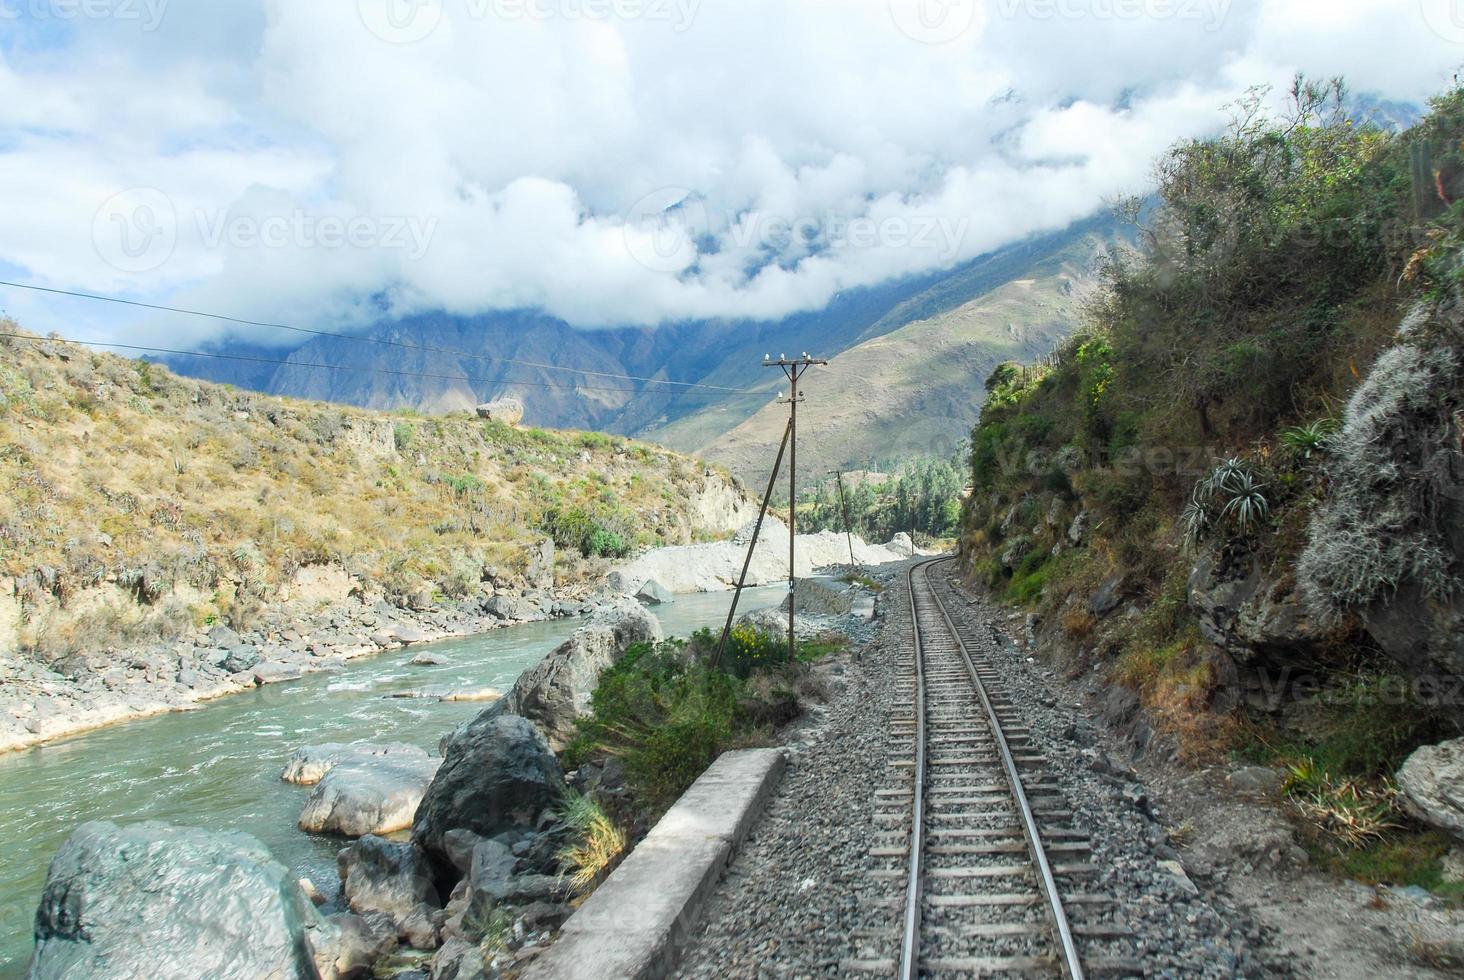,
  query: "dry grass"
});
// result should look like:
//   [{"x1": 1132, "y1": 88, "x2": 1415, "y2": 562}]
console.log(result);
[
  {"x1": 555, "y1": 790, "x2": 628, "y2": 893},
  {"x1": 1060, "y1": 608, "x2": 1097, "y2": 641},
  {"x1": 1409, "y1": 929, "x2": 1464, "y2": 971},
  {"x1": 0, "y1": 325, "x2": 734, "y2": 653},
  {"x1": 1284, "y1": 760, "x2": 1401, "y2": 850}
]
